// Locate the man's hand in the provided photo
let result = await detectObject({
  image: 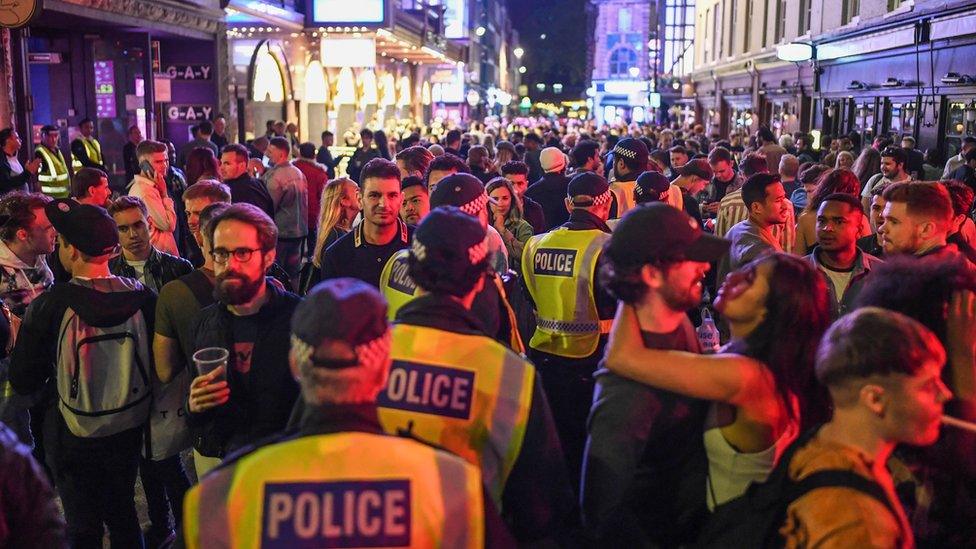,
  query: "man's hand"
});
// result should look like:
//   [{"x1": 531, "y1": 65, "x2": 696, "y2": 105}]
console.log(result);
[
  {"x1": 702, "y1": 201, "x2": 720, "y2": 214},
  {"x1": 187, "y1": 366, "x2": 230, "y2": 413},
  {"x1": 946, "y1": 290, "x2": 976, "y2": 402},
  {"x1": 248, "y1": 158, "x2": 266, "y2": 177},
  {"x1": 154, "y1": 169, "x2": 169, "y2": 199}
]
